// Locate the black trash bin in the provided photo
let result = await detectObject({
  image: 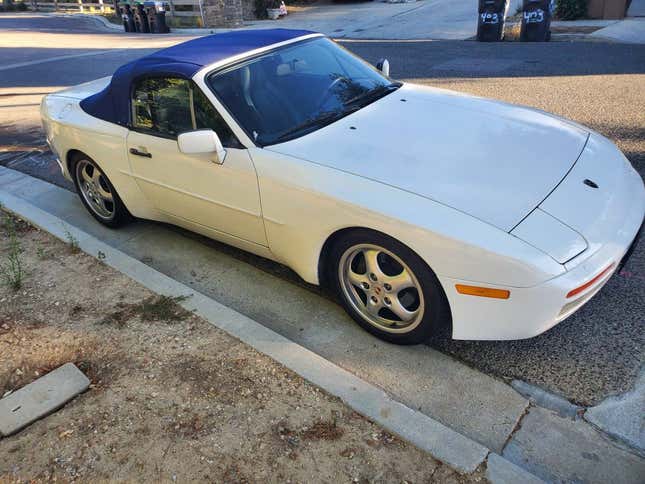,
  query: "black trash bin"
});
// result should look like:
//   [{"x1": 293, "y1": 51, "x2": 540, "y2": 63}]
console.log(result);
[
  {"x1": 120, "y1": 2, "x2": 136, "y2": 32},
  {"x1": 520, "y1": 0, "x2": 553, "y2": 42},
  {"x1": 145, "y1": 1, "x2": 170, "y2": 33},
  {"x1": 133, "y1": 2, "x2": 150, "y2": 33},
  {"x1": 477, "y1": 0, "x2": 509, "y2": 42}
]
